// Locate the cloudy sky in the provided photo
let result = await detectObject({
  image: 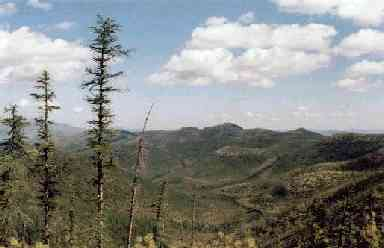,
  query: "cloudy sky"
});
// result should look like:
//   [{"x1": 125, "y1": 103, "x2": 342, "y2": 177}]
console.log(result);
[{"x1": 1, "y1": 0, "x2": 384, "y2": 130}]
